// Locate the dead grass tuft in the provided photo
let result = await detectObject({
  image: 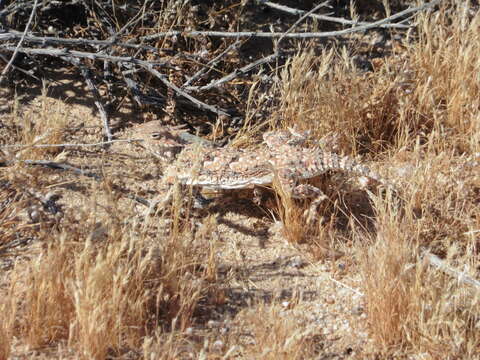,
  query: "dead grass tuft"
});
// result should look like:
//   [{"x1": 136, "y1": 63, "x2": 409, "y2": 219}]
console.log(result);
[
  {"x1": 227, "y1": 304, "x2": 318, "y2": 359},
  {"x1": 0, "y1": 190, "x2": 213, "y2": 358},
  {"x1": 1, "y1": 1, "x2": 479, "y2": 359}
]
